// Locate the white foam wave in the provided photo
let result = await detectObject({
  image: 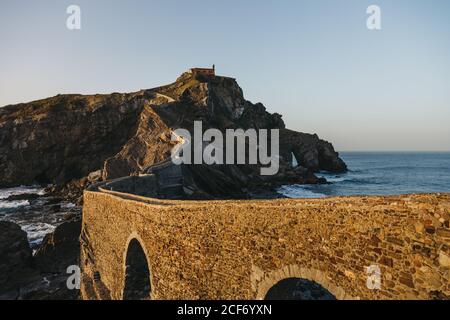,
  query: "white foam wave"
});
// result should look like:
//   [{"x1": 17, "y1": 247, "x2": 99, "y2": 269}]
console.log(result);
[
  {"x1": 62, "y1": 202, "x2": 76, "y2": 209},
  {"x1": 277, "y1": 185, "x2": 327, "y2": 199},
  {"x1": 22, "y1": 223, "x2": 56, "y2": 247},
  {"x1": 0, "y1": 200, "x2": 29, "y2": 210},
  {"x1": 0, "y1": 185, "x2": 46, "y2": 200},
  {"x1": 316, "y1": 173, "x2": 351, "y2": 183},
  {"x1": 0, "y1": 185, "x2": 47, "y2": 213},
  {"x1": 322, "y1": 176, "x2": 348, "y2": 183}
]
